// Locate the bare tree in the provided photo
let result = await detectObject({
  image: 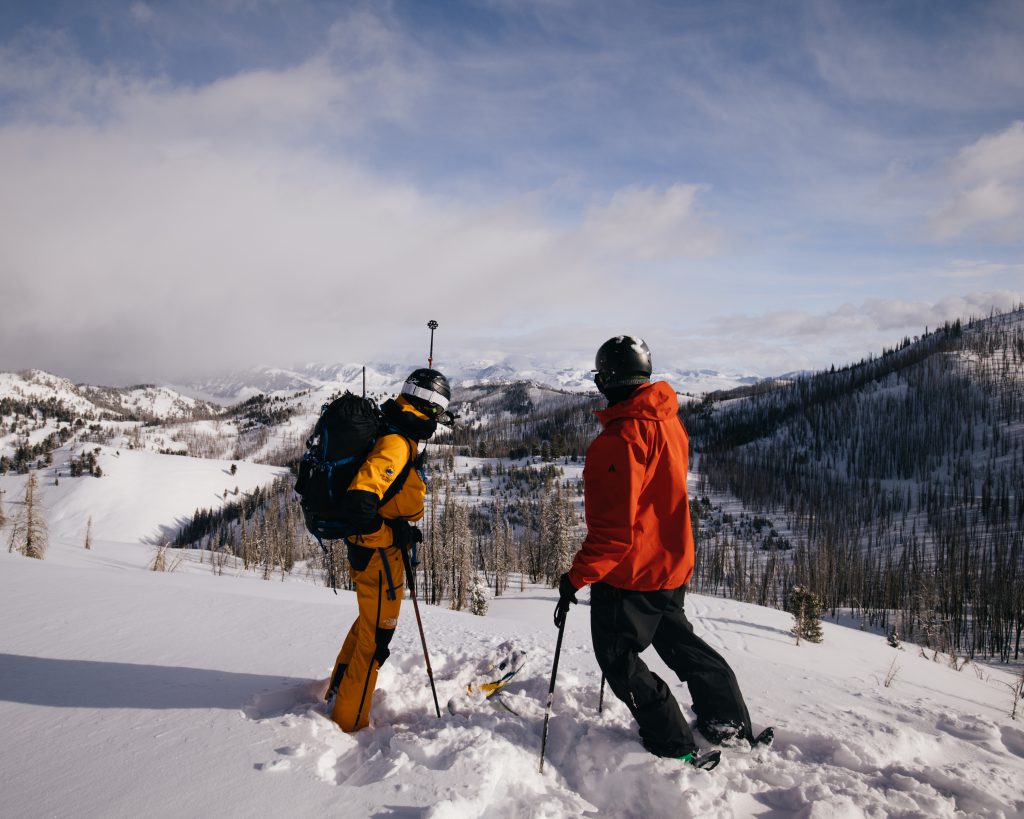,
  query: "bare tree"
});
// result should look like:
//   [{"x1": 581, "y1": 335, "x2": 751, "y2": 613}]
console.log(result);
[
  {"x1": 84, "y1": 515, "x2": 93, "y2": 550},
  {"x1": 8, "y1": 472, "x2": 48, "y2": 559}
]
